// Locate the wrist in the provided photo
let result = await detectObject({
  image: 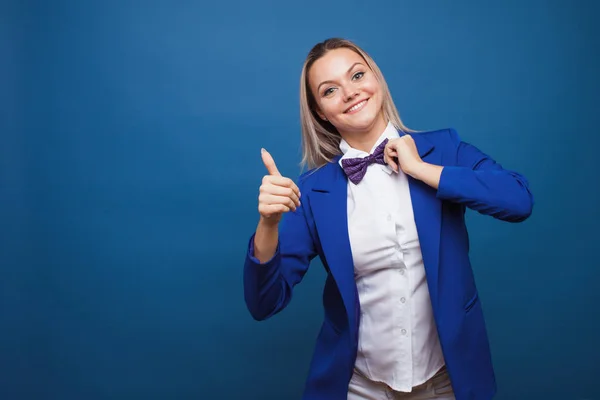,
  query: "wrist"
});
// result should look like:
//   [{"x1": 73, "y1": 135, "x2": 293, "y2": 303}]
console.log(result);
[
  {"x1": 406, "y1": 161, "x2": 443, "y2": 190},
  {"x1": 254, "y1": 217, "x2": 279, "y2": 264},
  {"x1": 258, "y1": 216, "x2": 279, "y2": 230},
  {"x1": 406, "y1": 161, "x2": 428, "y2": 179}
]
